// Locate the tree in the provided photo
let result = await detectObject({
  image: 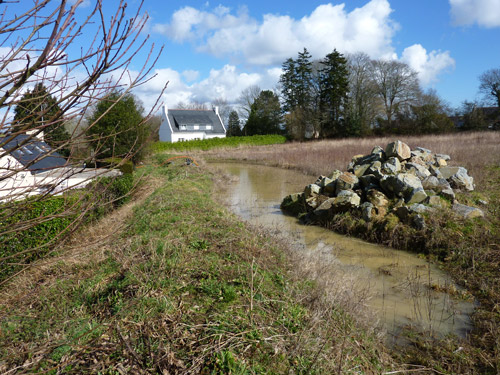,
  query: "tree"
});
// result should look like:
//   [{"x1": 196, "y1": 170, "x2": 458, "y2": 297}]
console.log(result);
[
  {"x1": 346, "y1": 52, "x2": 381, "y2": 137},
  {"x1": 226, "y1": 110, "x2": 242, "y2": 137},
  {"x1": 479, "y1": 68, "x2": 500, "y2": 107},
  {"x1": 370, "y1": 60, "x2": 420, "y2": 130},
  {"x1": 0, "y1": 1, "x2": 162, "y2": 282},
  {"x1": 237, "y1": 85, "x2": 261, "y2": 120},
  {"x1": 318, "y1": 49, "x2": 349, "y2": 137},
  {"x1": 87, "y1": 91, "x2": 148, "y2": 163},
  {"x1": 13, "y1": 83, "x2": 71, "y2": 154},
  {"x1": 211, "y1": 97, "x2": 231, "y2": 127},
  {"x1": 243, "y1": 90, "x2": 282, "y2": 136}
]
